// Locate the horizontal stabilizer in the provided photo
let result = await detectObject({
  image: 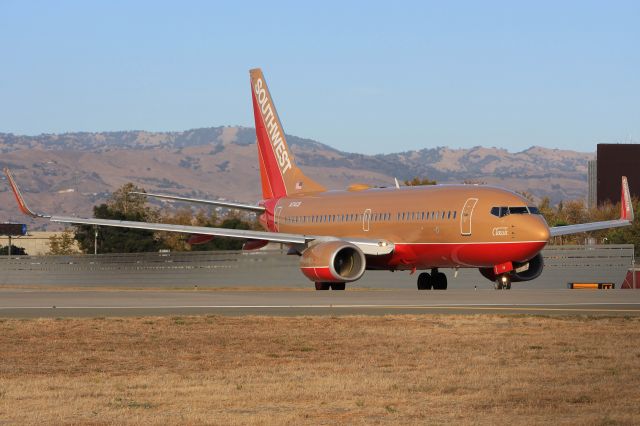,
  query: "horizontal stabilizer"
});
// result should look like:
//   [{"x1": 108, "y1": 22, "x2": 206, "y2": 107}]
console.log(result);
[{"x1": 129, "y1": 191, "x2": 265, "y2": 213}]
